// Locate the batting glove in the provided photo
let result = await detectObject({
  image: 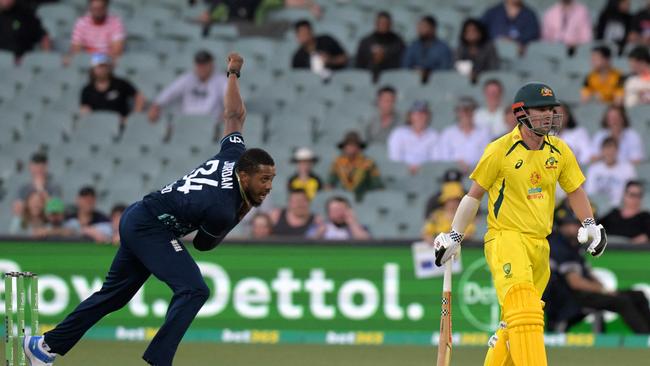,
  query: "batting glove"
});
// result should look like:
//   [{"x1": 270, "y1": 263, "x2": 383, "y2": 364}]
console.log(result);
[
  {"x1": 577, "y1": 218, "x2": 608, "y2": 257},
  {"x1": 433, "y1": 230, "x2": 463, "y2": 267}
]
